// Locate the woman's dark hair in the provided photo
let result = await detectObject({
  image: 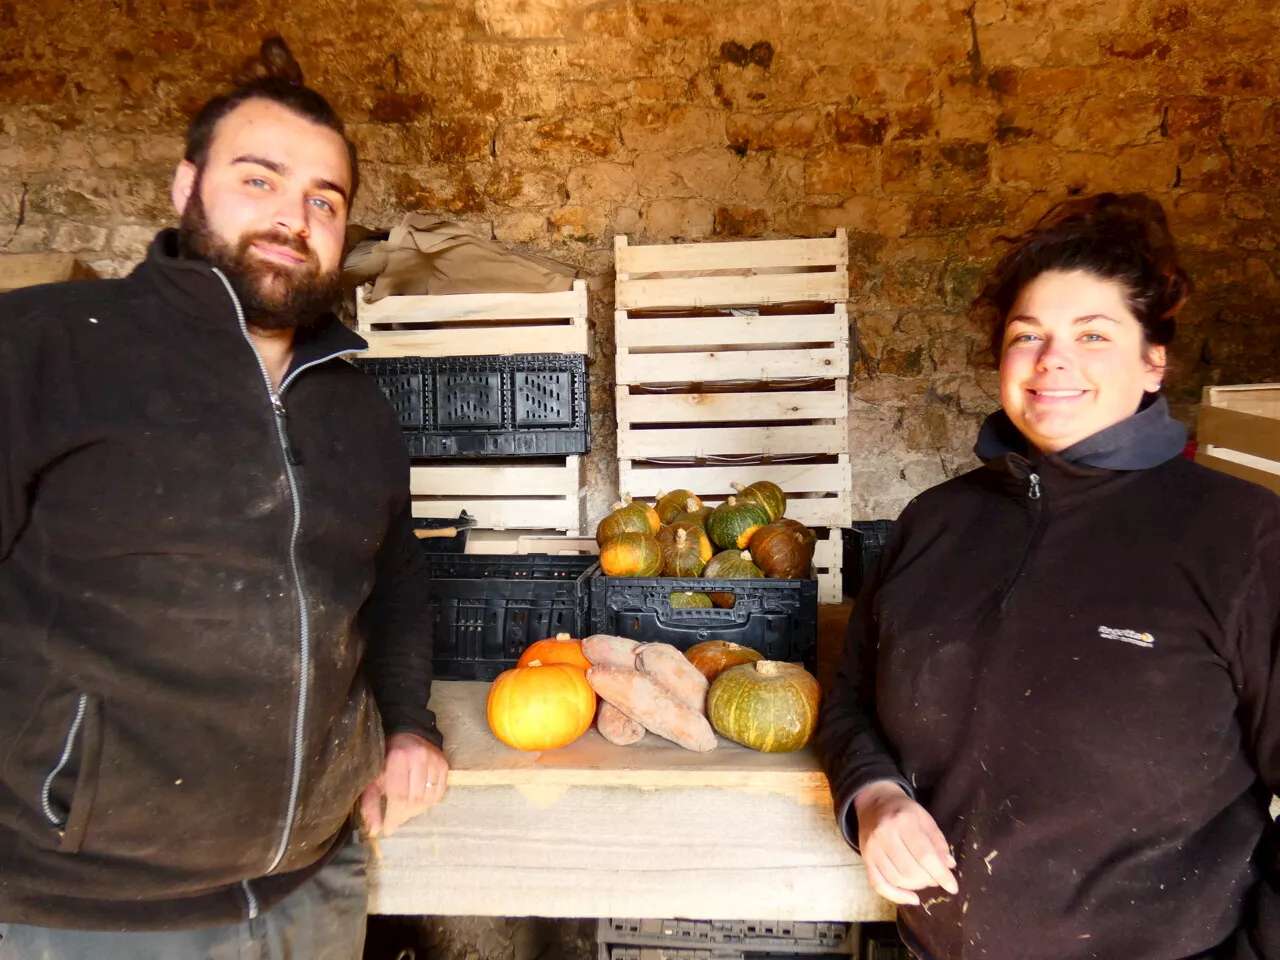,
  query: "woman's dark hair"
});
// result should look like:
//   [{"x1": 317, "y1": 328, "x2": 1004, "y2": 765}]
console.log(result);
[
  {"x1": 183, "y1": 37, "x2": 359, "y2": 201},
  {"x1": 971, "y1": 192, "x2": 1191, "y2": 363}
]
